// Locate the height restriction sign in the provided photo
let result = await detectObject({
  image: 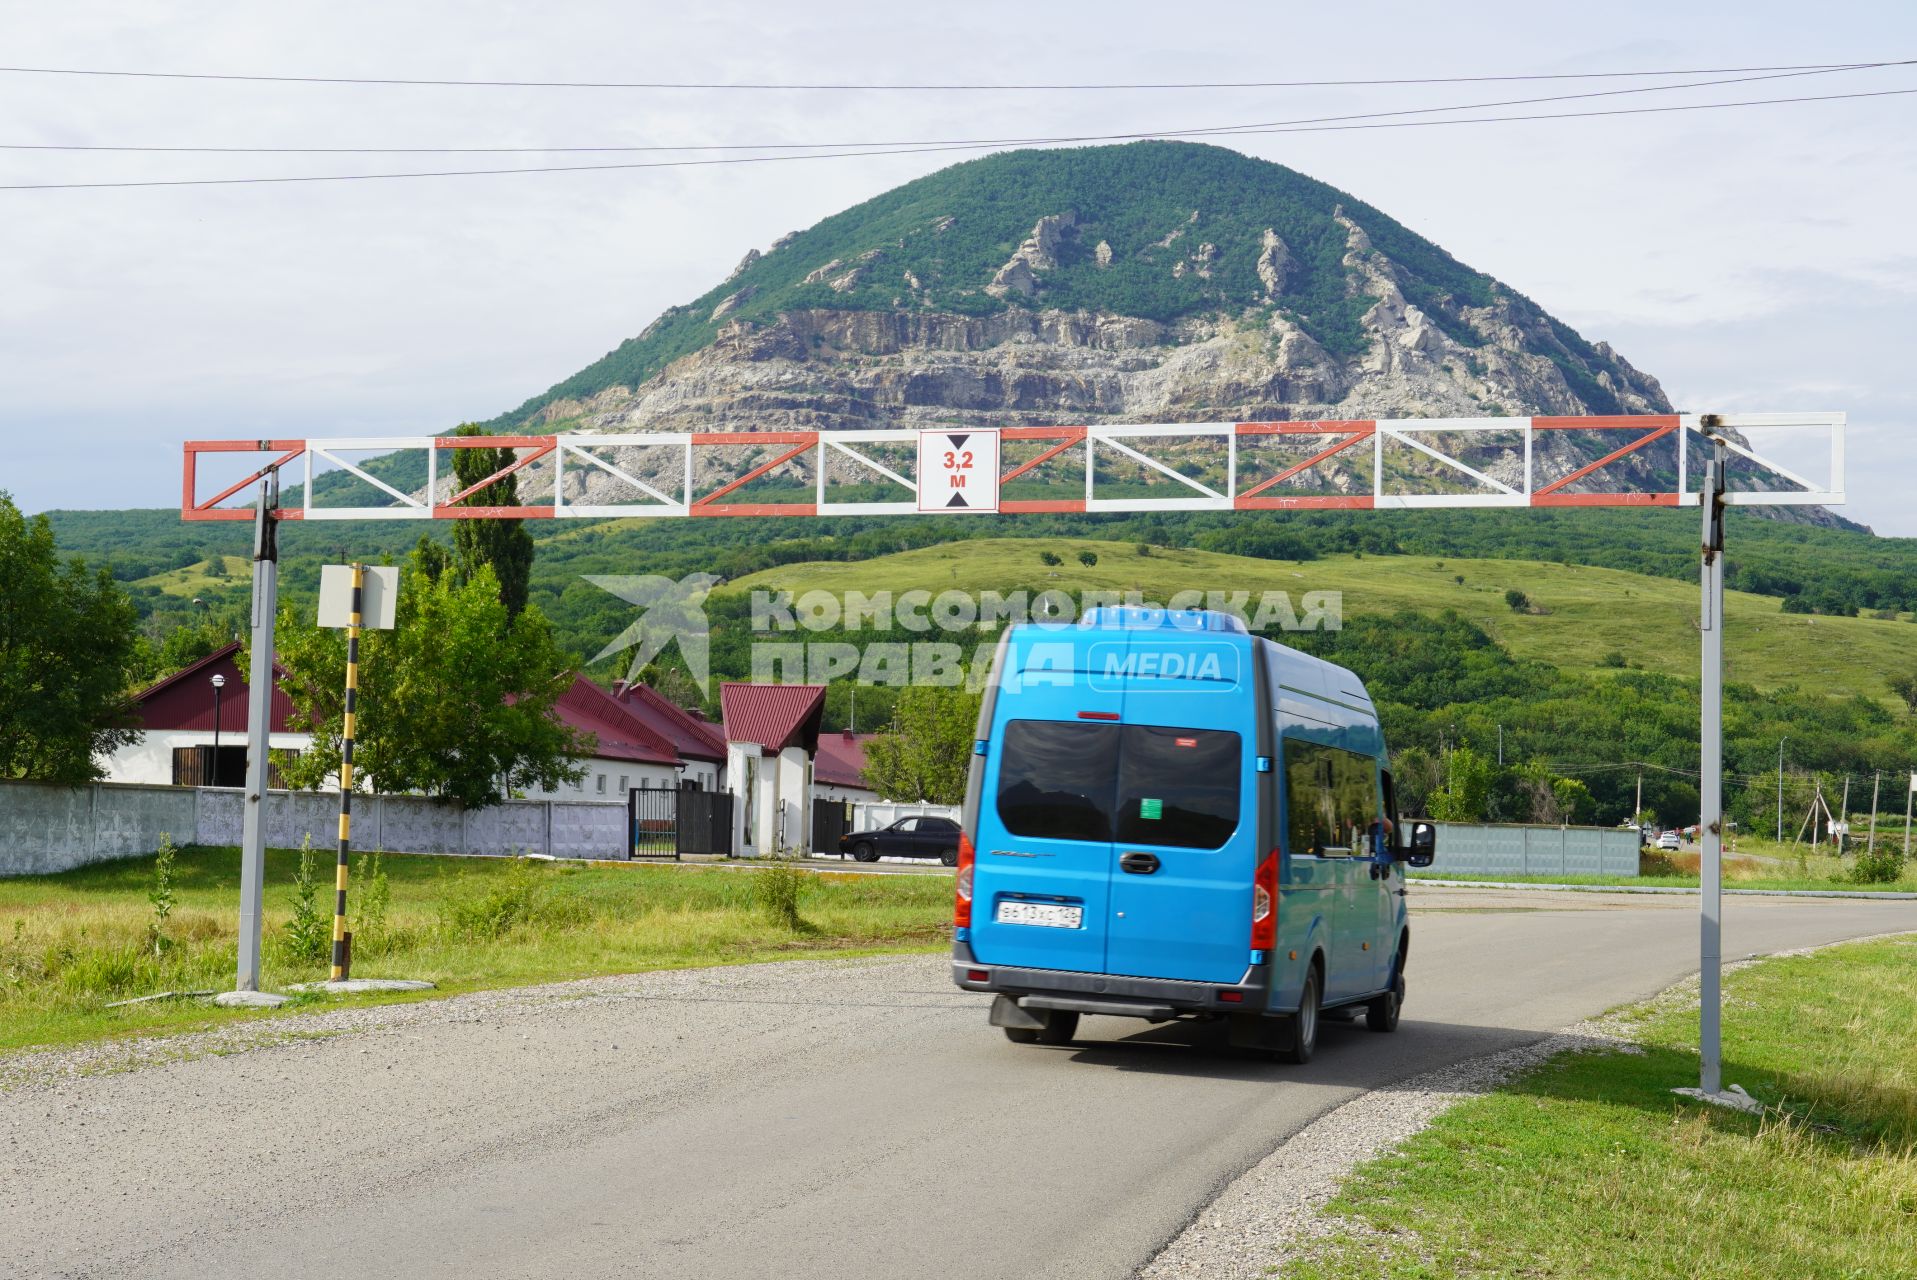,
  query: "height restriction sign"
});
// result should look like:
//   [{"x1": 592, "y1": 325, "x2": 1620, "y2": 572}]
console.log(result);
[{"x1": 917, "y1": 429, "x2": 1000, "y2": 512}]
